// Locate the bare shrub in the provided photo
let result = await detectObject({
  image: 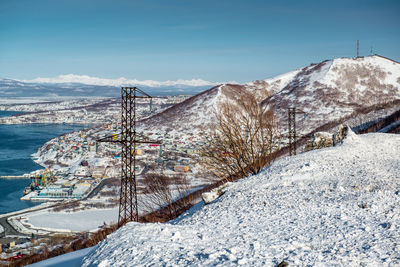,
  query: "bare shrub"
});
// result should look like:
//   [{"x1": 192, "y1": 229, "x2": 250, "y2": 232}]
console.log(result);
[
  {"x1": 142, "y1": 173, "x2": 176, "y2": 219},
  {"x1": 14, "y1": 225, "x2": 118, "y2": 266},
  {"x1": 199, "y1": 92, "x2": 281, "y2": 182},
  {"x1": 44, "y1": 160, "x2": 55, "y2": 165},
  {"x1": 85, "y1": 202, "x2": 118, "y2": 209},
  {"x1": 105, "y1": 178, "x2": 120, "y2": 188},
  {"x1": 99, "y1": 188, "x2": 118, "y2": 197},
  {"x1": 52, "y1": 201, "x2": 80, "y2": 212},
  {"x1": 174, "y1": 174, "x2": 193, "y2": 207}
]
